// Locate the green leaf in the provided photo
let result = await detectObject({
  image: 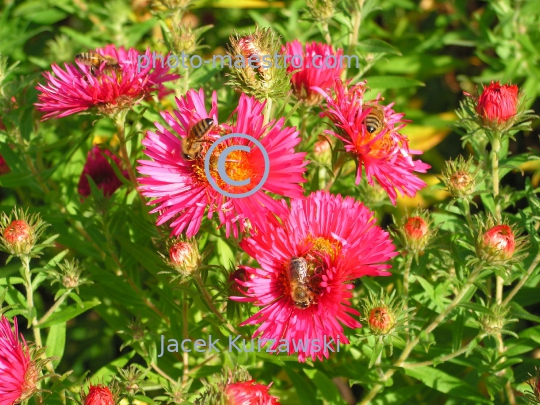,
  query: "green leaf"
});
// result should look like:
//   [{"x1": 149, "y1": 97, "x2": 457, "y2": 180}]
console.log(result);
[
  {"x1": 452, "y1": 312, "x2": 465, "y2": 352},
  {"x1": 37, "y1": 300, "x2": 101, "y2": 328},
  {"x1": 45, "y1": 322, "x2": 66, "y2": 368},
  {"x1": 304, "y1": 369, "x2": 347, "y2": 405},
  {"x1": 92, "y1": 351, "x2": 136, "y2": 382},
  {"x1": 283, "y1": 365, "x2": 319, "y2": 405},
  {"x1": 368, "y1": 338, "x2": 384, "y2": 369},
  {"x1": 365, "y1": 76, "x2": 425, "y2": 89},
  {"x1": 356, "y1": 39, "x2": 402, "y2": 55},
  {"x1": 404, "y1": 366, "x2": 491, "y2": 403}
]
